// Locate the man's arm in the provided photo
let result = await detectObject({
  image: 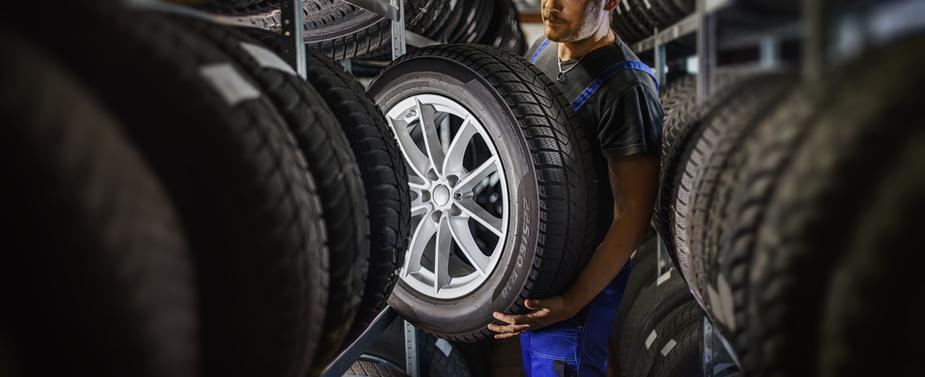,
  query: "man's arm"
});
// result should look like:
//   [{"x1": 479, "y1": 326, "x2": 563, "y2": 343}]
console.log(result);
[
  {"x1": 489, "y1": 154, "x2": 659, "y2": 338},
  {"x1": 562, "y1": 154, "x2": 659, "y2": 310}
]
